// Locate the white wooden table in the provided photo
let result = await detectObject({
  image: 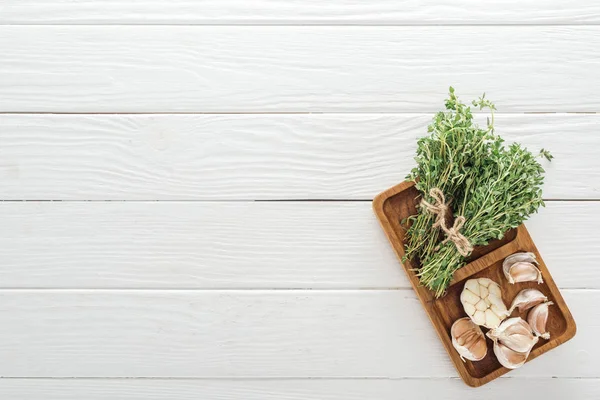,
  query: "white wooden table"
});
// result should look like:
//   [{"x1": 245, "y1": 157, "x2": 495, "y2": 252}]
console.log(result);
[{"x1": 1, "y1": 1, "x2": 599, "y2": 398}]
